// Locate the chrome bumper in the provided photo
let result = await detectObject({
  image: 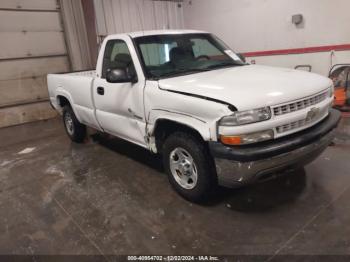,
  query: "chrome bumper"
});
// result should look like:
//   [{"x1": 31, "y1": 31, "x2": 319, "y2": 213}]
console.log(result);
[
  {"x1": 214, "y1": 129, "x2": 335, "y2": 187},
  {"x1": 209, "y1": 109, "x2": 341, "y2": 188}
]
